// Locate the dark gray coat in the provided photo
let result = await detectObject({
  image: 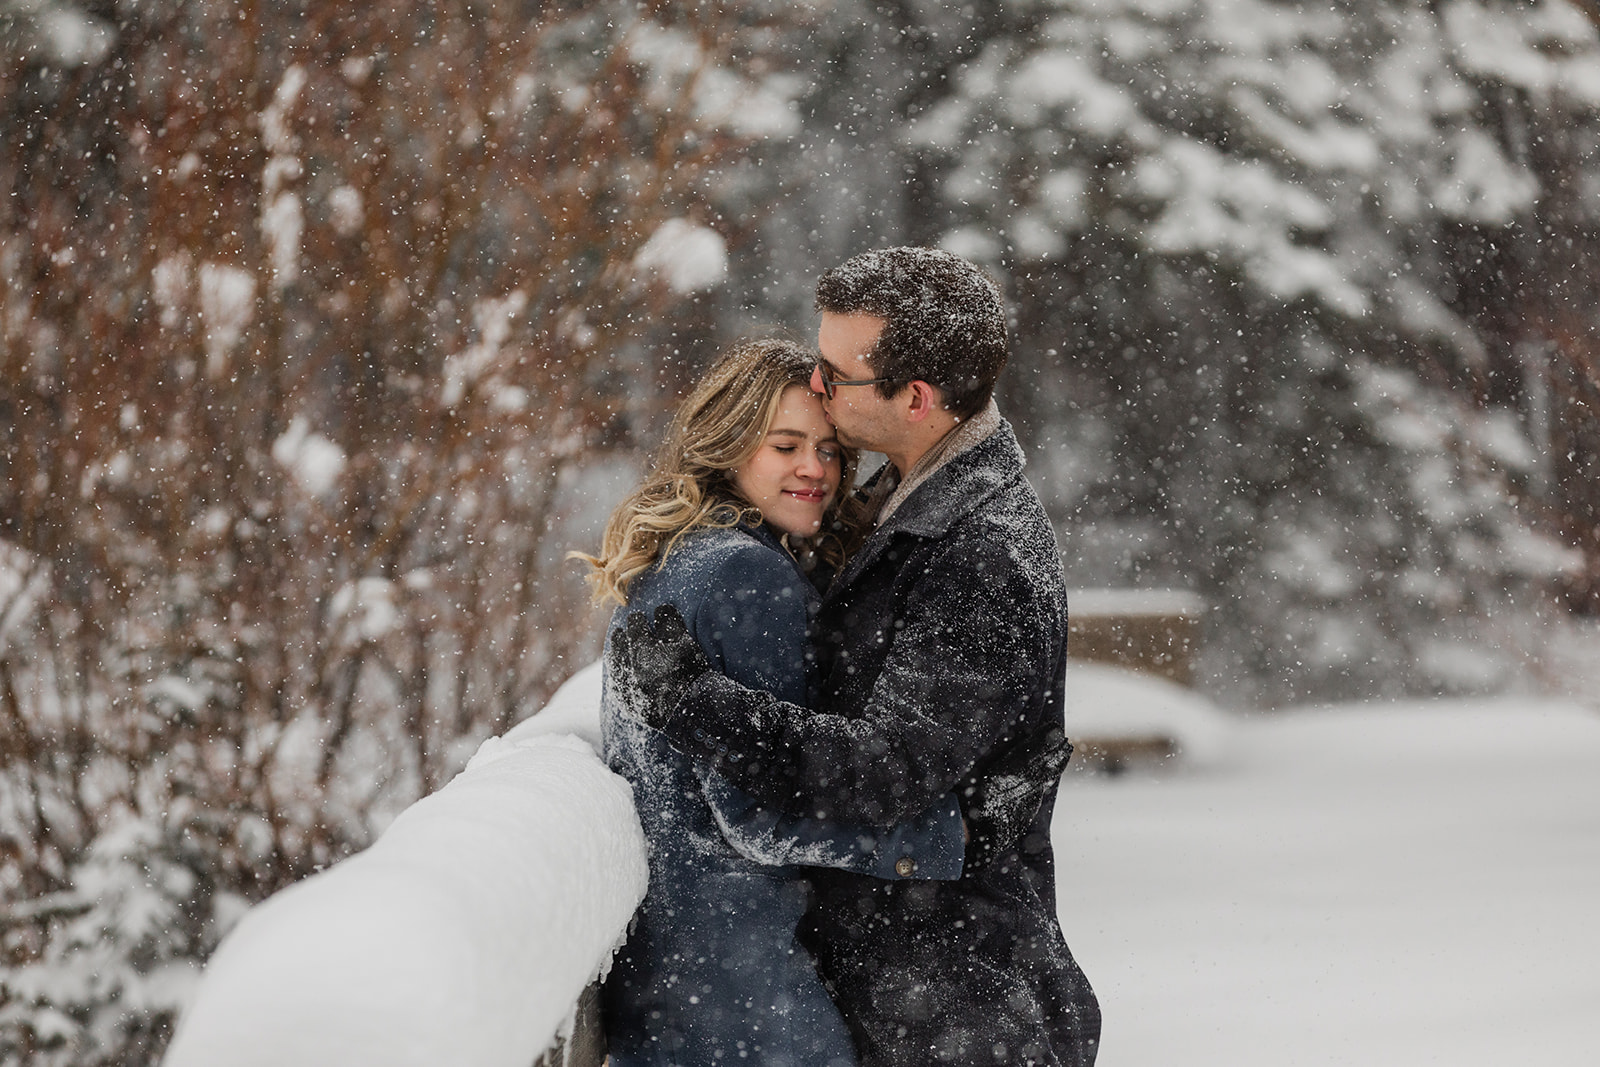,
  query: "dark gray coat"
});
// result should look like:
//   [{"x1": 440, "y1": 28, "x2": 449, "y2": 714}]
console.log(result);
[
  {"x1": 661, "y1": 423, "x2": 1101, "y2": 1067},
  {"x1": 600, "y1": 523, "x2": 965, "y2": 1067}
]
